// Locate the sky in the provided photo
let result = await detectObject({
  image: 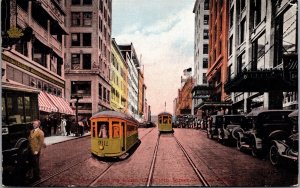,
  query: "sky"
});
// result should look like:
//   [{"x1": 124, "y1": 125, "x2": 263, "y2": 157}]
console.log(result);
[{"x1": 112, "y1": 0, "x2": 195, "y2": 115}]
